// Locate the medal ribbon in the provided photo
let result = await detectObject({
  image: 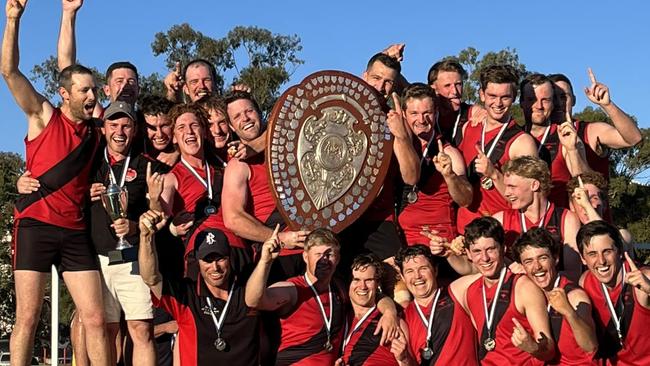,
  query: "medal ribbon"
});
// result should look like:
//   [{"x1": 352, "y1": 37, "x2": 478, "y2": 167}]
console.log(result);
[
  {"x1": 342, "y1": 306, "x2": 376, "y2": 351},
  {"x1": 414, "y1": 288, "x2": 442, "y2": 345},
  {"x1": 180, "y1": 157, "x2": 213, "y2": 200},
  {"x1": 104, "y1": 148, "x2": 131, "y2": 188},
  {"x1": 536, "y1": 124, "x2": 552, "y2": 153},
  {"x1": 601, "y1": 265, "x2": 627, "y2": 343},
  {"x1": 305, "y1": 274, "x2": 333, "y2": 340},
  {"x1": 546, "y1": 276, "x2": 562, "y2": 312},
  {"x1": 205, "y1": 281, "x2": 235, "y2": 337},
  {"x1": 482, "y1": 267, "x2": 507, "y2": 339},
  {"x1": 520, "y1": 201, "x2": 550, "y2": 233},
  {"x1": 480, "y1": 121, "x2": 509, "y2": 160}
]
